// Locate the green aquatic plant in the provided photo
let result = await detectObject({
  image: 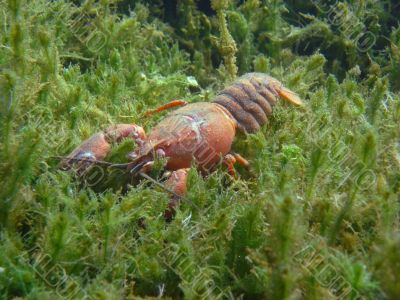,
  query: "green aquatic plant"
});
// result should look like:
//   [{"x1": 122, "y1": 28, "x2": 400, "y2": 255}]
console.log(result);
[
  {"x1": 0, "y1": 0, "x2": 399, "y2": 299},
  {"x1": 211, "y1": 0, "x2": 238, "y2": 80}
]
